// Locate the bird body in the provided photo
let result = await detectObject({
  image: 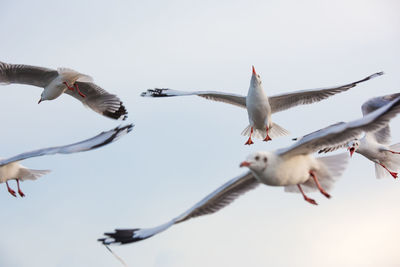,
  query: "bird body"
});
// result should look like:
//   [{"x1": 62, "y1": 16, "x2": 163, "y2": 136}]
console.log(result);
[{"x1": 41, "y1": 68, "x2": 92, "y2": 100}]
